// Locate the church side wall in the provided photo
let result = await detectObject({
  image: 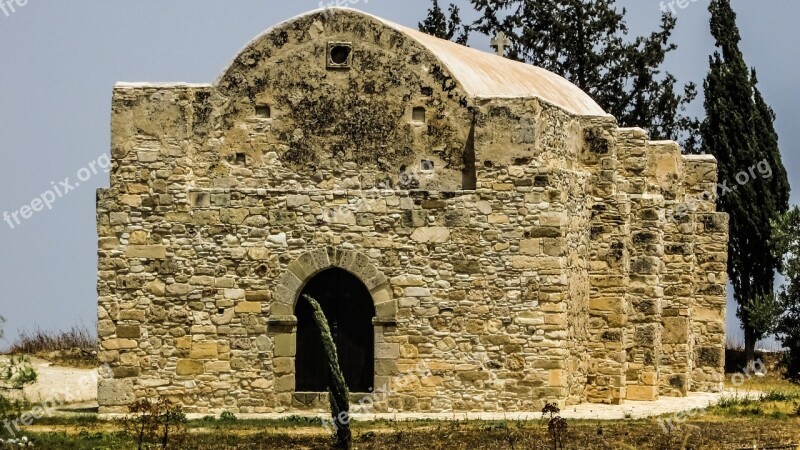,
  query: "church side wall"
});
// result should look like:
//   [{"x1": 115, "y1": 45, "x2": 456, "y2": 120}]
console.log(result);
[{"x1": 98, "y1": 88, "x2": 598, "y2": 414}]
